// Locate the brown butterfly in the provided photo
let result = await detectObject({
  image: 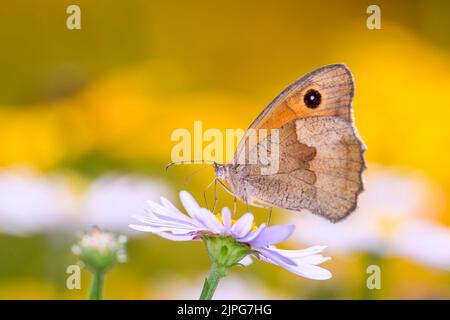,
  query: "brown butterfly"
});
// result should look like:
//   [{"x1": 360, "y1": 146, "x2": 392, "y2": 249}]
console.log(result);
[{"x1": 214, "y1": 64, "x2": 366, "y2": 223}]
